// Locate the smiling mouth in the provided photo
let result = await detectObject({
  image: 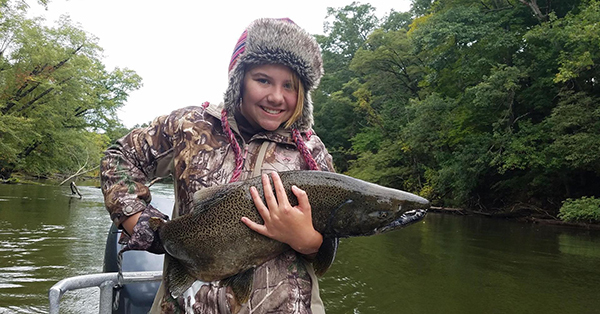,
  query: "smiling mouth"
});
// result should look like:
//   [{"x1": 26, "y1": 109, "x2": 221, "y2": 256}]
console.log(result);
[{"x1": 261, "y1": 106, "x2": 283, "y2": 115}]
